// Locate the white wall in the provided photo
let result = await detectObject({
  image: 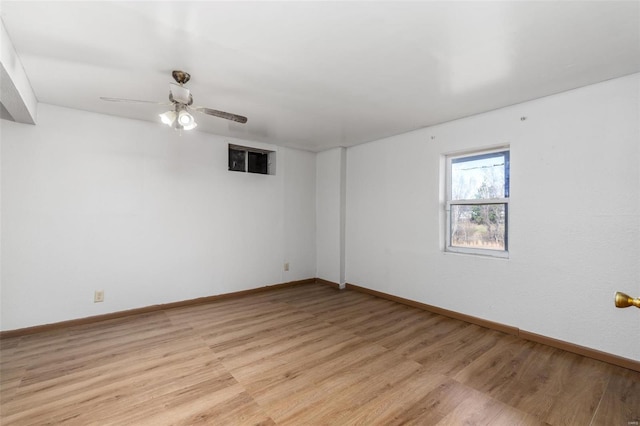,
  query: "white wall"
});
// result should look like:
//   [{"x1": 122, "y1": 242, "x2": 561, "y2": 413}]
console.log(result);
[
  {"x1": 346, "y1": 73, "x2": 640, "y2": 361},
  {"x1": 0, "y1": 103, "x2": 316, "y2": 330},
  {"x1": 282, "y1": 147, "x2": 317, "y2": 282},
  {"x1": 316, "y1": 148, "x2": 345, "y2": 285},
  {"x1": 2, "y1": 76, "x2": 638, "y2": 362}
]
